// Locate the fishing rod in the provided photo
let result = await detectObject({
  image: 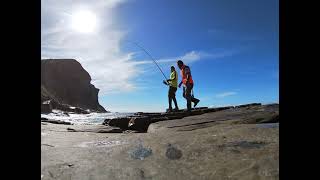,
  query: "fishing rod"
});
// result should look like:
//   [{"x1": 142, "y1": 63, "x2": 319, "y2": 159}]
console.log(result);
[{"x1": 129, "y1": 41, "x2": 168, "y2": 81}]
